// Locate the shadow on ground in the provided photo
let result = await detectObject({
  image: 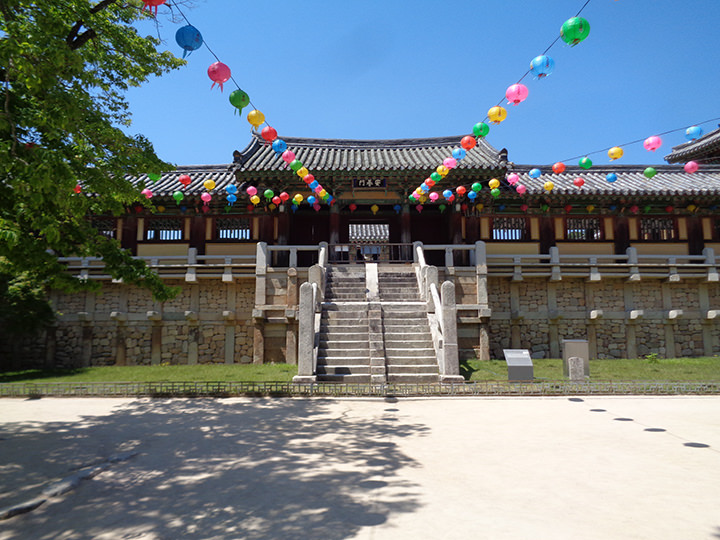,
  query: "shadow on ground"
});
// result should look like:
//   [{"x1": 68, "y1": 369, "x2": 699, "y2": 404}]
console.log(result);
[{"x1": 0, "y1": 398, "x2": 427, "y2": 539}]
